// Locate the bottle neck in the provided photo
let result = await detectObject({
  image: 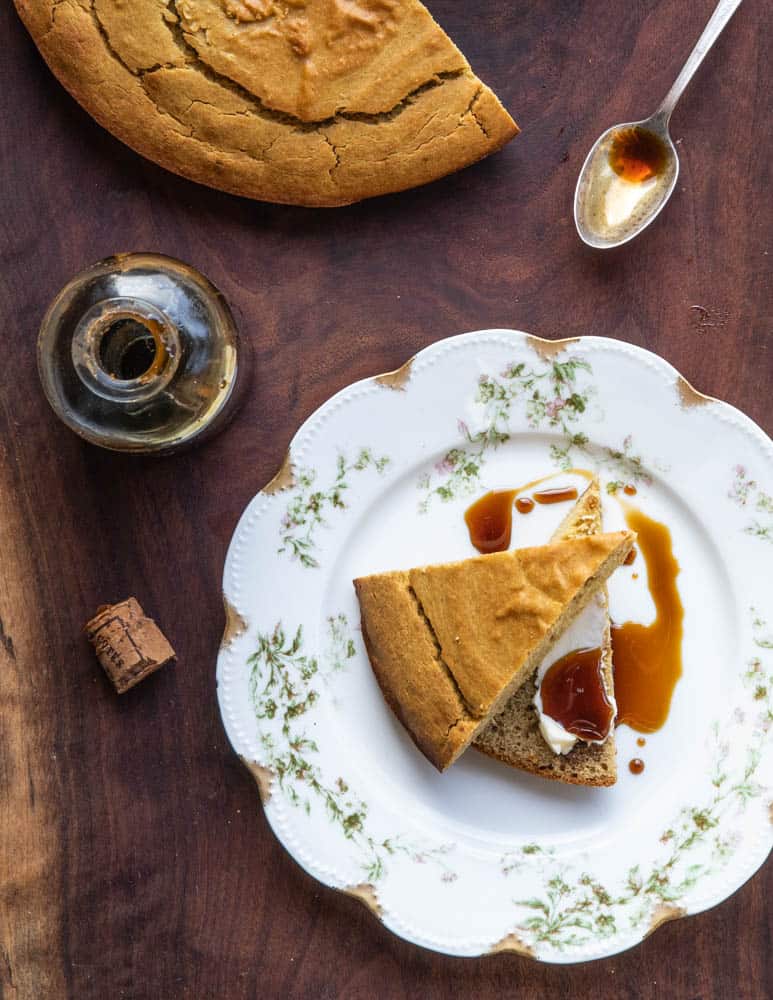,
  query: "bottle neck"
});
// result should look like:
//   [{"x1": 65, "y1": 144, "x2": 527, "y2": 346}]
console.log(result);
[{"x1": 71, "y1": 296, "x2": 181, "y2": 405}]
